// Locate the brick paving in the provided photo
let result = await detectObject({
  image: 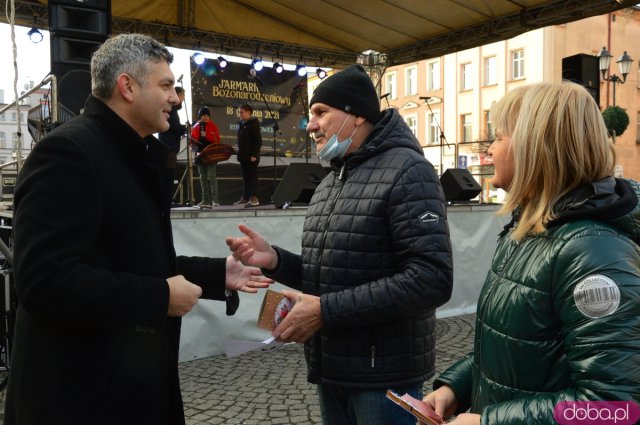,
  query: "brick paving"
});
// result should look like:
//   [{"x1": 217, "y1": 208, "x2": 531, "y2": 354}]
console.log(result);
[
  {"x1": 0, "y1": 313, "x2": 476, "y2": 424},
  {"x1": 179, "y1": 313, "x2": 476, "y2": 425}
]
